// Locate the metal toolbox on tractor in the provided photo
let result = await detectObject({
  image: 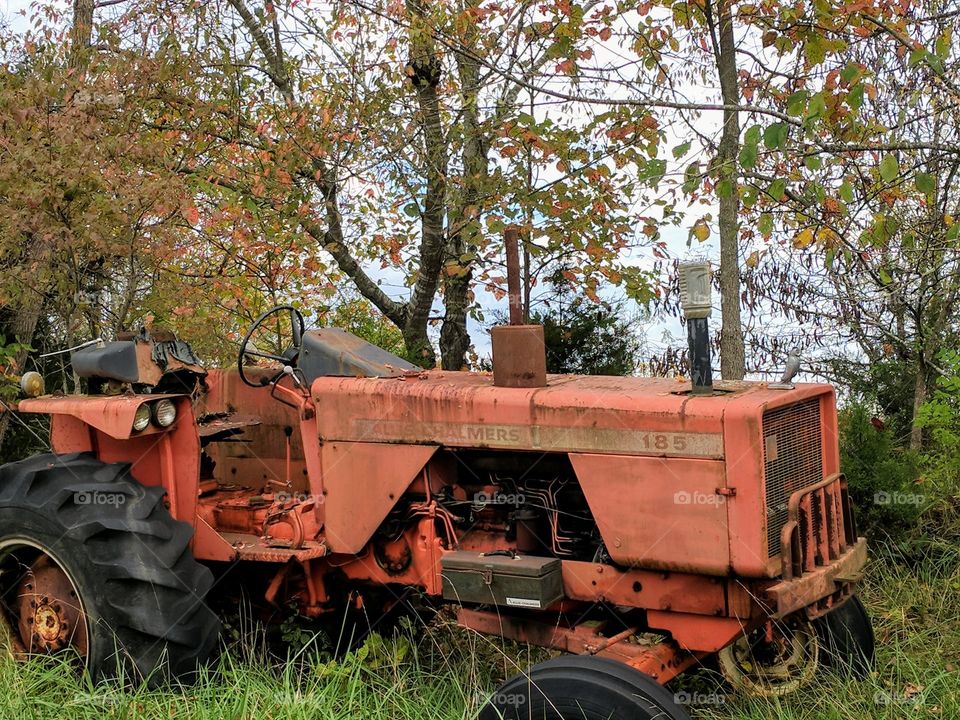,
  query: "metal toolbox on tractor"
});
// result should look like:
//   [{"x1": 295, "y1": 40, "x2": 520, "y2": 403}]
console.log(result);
[{"x1": 441, "y1": 551, "x2": 563, "y2": 610}]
